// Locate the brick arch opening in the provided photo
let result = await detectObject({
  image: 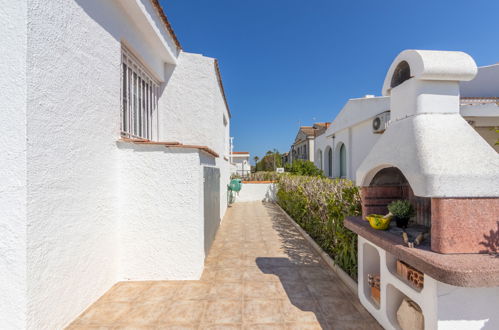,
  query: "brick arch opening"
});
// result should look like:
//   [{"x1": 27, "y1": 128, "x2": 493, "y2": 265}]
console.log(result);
[
  {"x1": 361, "y1": 167, "x2": 431, "y2": 227},
  {"x1": 390, "y1": 60, "x2": 411, "y2": 88}
]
